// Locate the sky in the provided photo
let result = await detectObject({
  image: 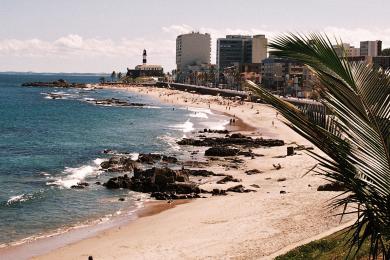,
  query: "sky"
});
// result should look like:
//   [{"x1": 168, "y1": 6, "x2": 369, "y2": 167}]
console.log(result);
[{"x1": 1, "y1": 0, "x2": 389, "y2": 73}]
